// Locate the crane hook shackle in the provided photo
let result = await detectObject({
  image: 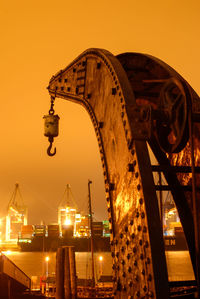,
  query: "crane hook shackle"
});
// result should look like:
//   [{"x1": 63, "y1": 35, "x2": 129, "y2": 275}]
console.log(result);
[{"x1": 47, "y1": 137, "x2": 56, "y2": 156}]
